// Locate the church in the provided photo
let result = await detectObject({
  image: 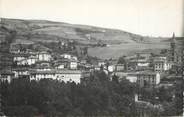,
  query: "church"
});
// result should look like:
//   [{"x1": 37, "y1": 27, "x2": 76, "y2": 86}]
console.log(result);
[{"x1": 170, "y1": 33, "x2": 184, "y2": 75}]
